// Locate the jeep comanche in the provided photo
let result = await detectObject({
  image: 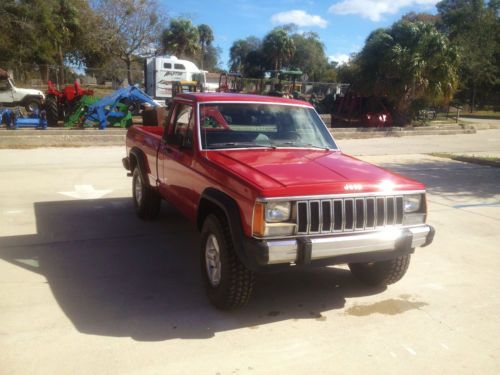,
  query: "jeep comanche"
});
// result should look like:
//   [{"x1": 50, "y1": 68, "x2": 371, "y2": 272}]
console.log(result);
[{"x1": 122, "y1": 93, "x2": 435, "y2": 309}]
